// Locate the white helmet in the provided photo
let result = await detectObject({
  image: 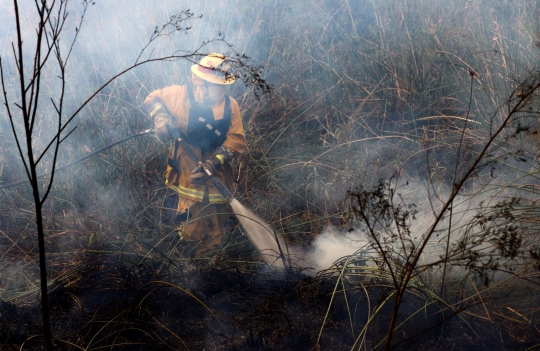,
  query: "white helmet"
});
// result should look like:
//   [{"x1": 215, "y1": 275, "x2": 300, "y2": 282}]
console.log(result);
[{"x1": 191, "y1": 53, "x2": 235, "y2": 85}]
